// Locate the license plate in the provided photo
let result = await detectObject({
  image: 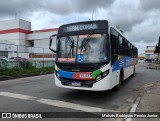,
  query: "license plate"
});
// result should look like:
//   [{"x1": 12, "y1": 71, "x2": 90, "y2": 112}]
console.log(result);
[
  {"x1": 80, "y1": 74, "x2": 91, "y2": 78},
  {"x1": 71, "y1": 81, "x2": 81, "y2": 86}
]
